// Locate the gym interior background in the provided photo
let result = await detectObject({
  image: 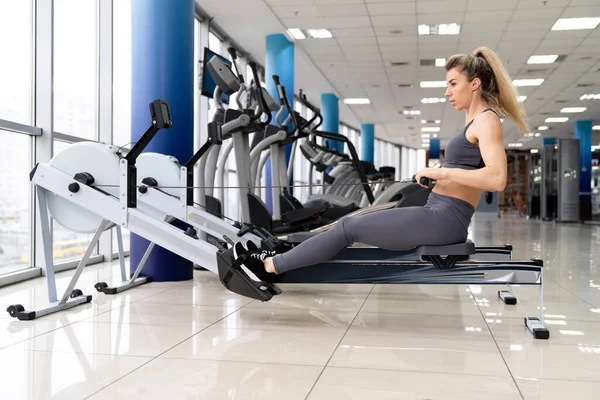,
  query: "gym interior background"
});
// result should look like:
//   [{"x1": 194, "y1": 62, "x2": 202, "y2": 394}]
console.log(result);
[{"x1": 0, "y1": 0, "x2": 600, "y2": 399}]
